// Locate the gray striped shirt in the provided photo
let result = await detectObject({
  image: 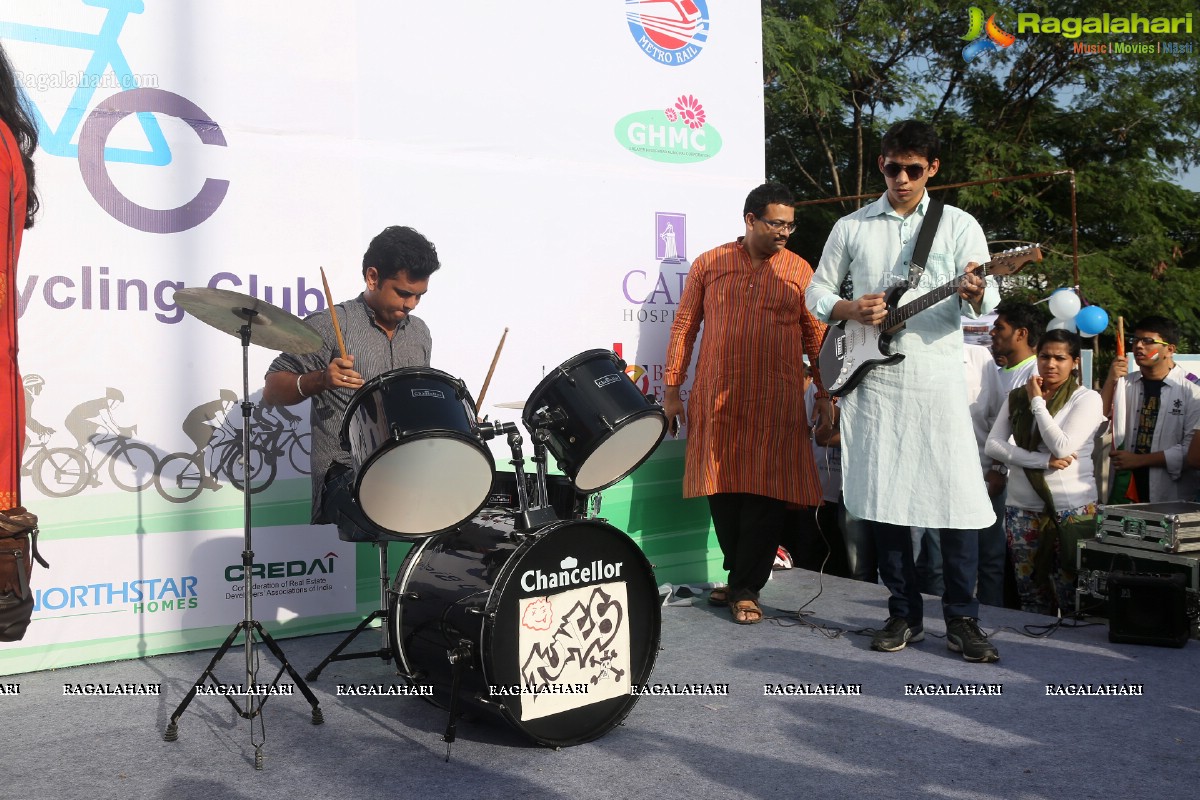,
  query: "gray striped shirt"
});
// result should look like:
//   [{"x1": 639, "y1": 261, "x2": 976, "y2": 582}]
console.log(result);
[{"x1": 266, "y1": 294, "x2": 432, "y2": 521}]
